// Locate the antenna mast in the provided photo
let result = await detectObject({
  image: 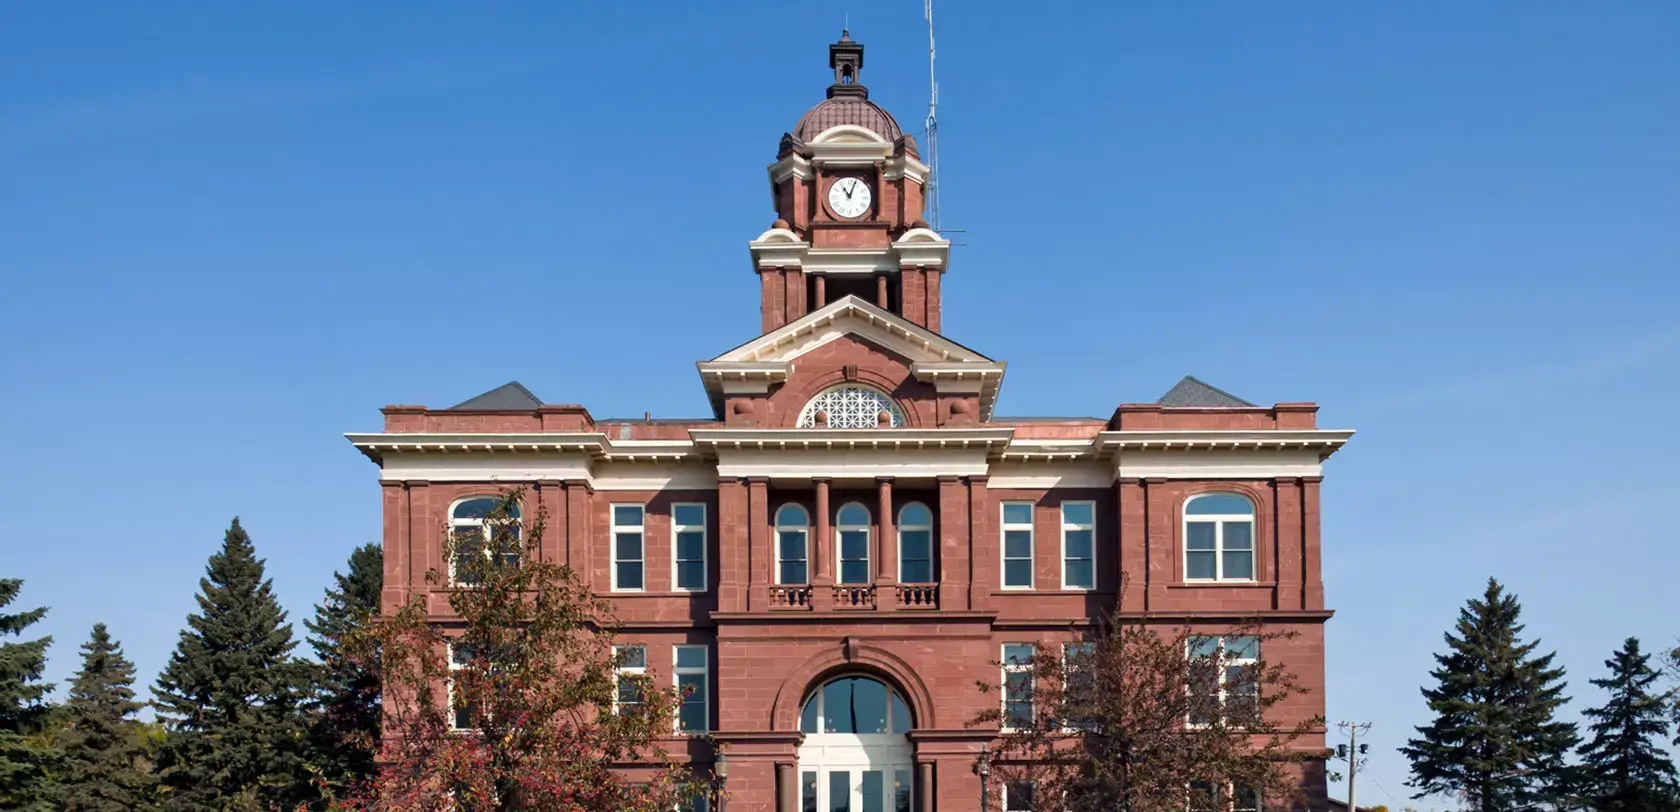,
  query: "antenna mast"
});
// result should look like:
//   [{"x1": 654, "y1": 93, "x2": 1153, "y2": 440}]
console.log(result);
[{"x1": 924, "y1": 0, "x2": 941, "y2": 232}]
